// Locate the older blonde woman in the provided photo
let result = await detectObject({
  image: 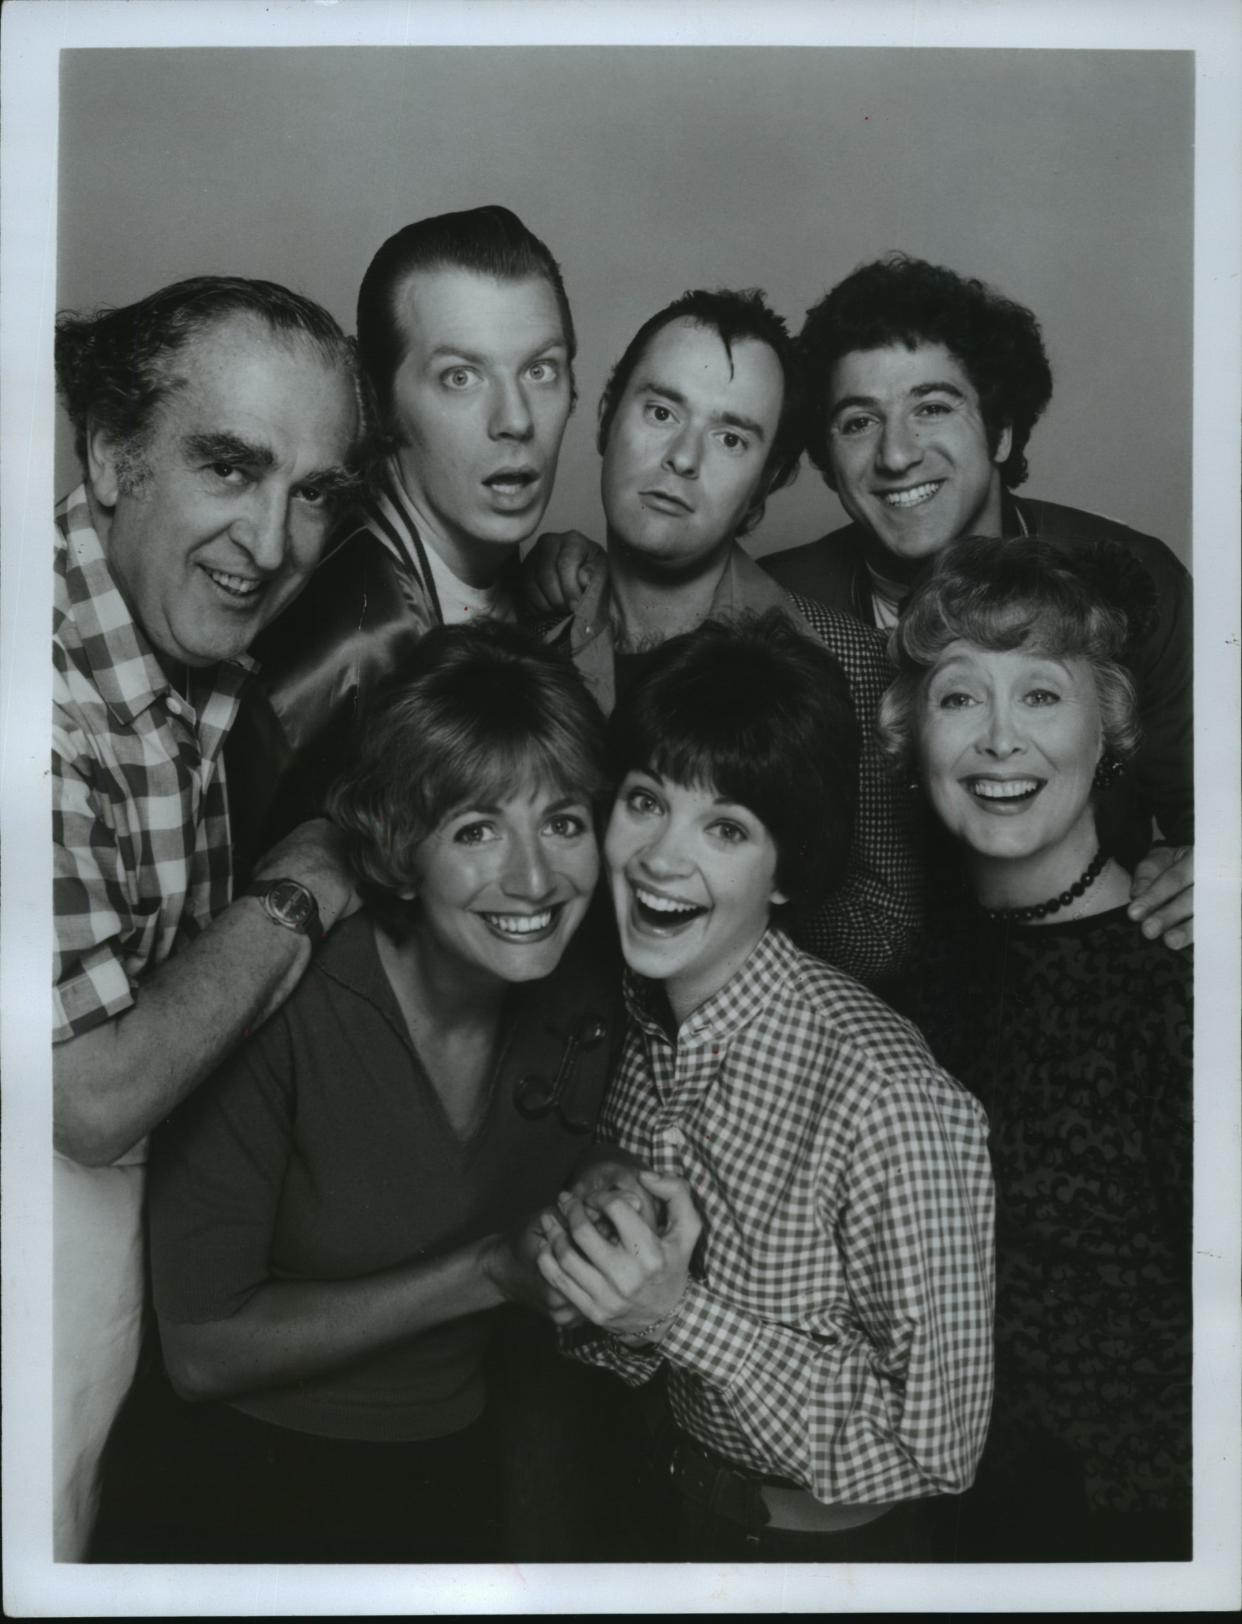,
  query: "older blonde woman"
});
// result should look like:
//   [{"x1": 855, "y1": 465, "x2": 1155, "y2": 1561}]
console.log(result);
[{"x1": 881, "y1": 535, "x2": 1192, "y2": 1562}]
